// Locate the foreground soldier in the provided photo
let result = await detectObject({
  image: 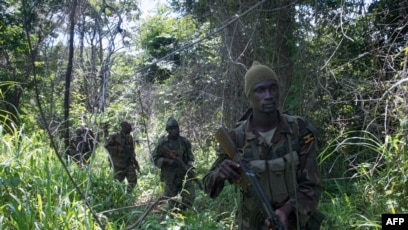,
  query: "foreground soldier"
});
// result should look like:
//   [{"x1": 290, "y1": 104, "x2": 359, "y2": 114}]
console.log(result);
[
  {"x1": 105, "y1": 121, "x2": 140, "y2": 190},
  {"x1": 69, "y1": 125, "x2": 95, "y2": 165},
  {"x1": 152, "y1": 117, "x2": 196, "y2": 210},
  {"x1": 203, "y1": 61, "x2": 323, "y2": 229}
]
